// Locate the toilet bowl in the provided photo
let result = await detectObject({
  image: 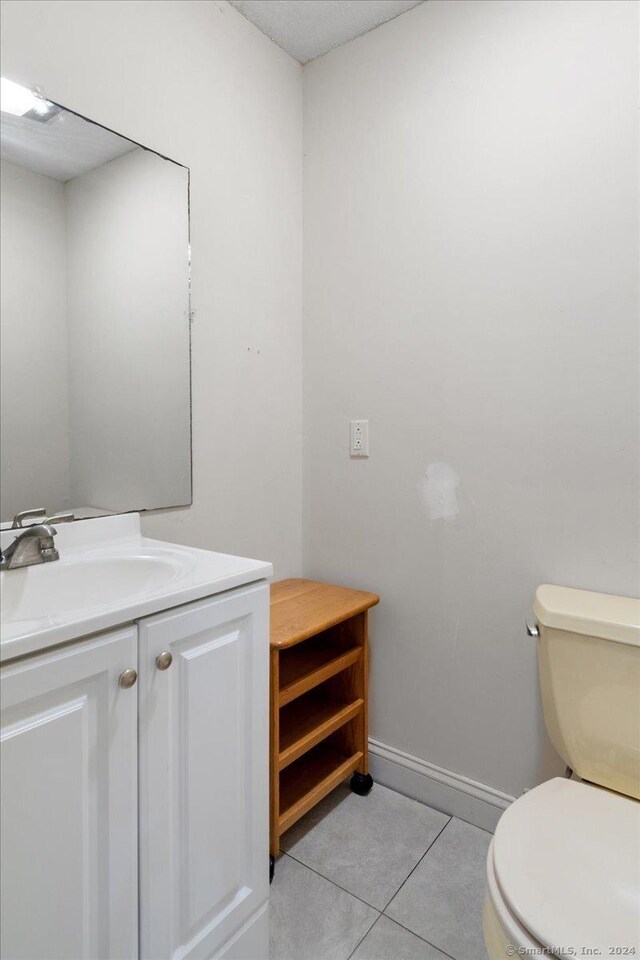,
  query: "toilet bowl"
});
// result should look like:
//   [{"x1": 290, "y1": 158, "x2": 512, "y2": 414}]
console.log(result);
[
  {"x1": 484, "y1": 778, "x2": 640, "y2": 958},
  {"x1": 484, "y1": 585, "x2": 640, "y2": 959}
]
